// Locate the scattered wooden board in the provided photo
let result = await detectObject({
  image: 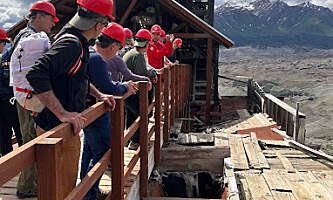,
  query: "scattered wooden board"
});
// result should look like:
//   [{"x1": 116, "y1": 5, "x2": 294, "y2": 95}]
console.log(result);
[
  {"x1": 250, "y1": 132, "x2": 270, "y2": 169},
  {"x1": 275, "y1": 151, "x2": 296, "y2": 172},
  {"x1": 271, "y1": 191, "x2": 296, "y2": 200},
  {"x1": 262, "y1": 170, "x2": 292, "y2": 191},
  {"x1": 229, "y1": 136, "x2": 249, "y2": 170},
  {"x1": 311, "y1": 171, "x2": 333, "y2": 198},
  {"x1": 283, "y1": 172, "x2": 317, "y2": 200},
  {"x1": 299, "y1": 172, "x2": 332, "y2": 200},
  {"x1": 245, "y1": 174, "x2": 274, "y2": 200}
]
